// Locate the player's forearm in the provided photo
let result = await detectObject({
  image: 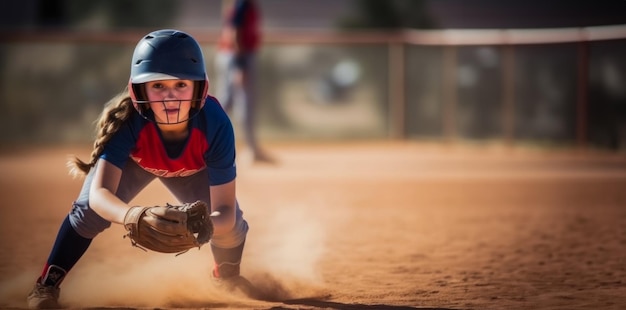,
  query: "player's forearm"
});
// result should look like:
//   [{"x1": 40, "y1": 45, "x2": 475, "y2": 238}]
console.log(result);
[
  {"x1": 89, "y1": 188, "x2": 130, "y2": 224},
  {"x1": 209, "y1": 180, "x2": 237, "y2": 235},
  {"x1": 88, "y1": 159, "x2": 129, "y2": 224}
]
